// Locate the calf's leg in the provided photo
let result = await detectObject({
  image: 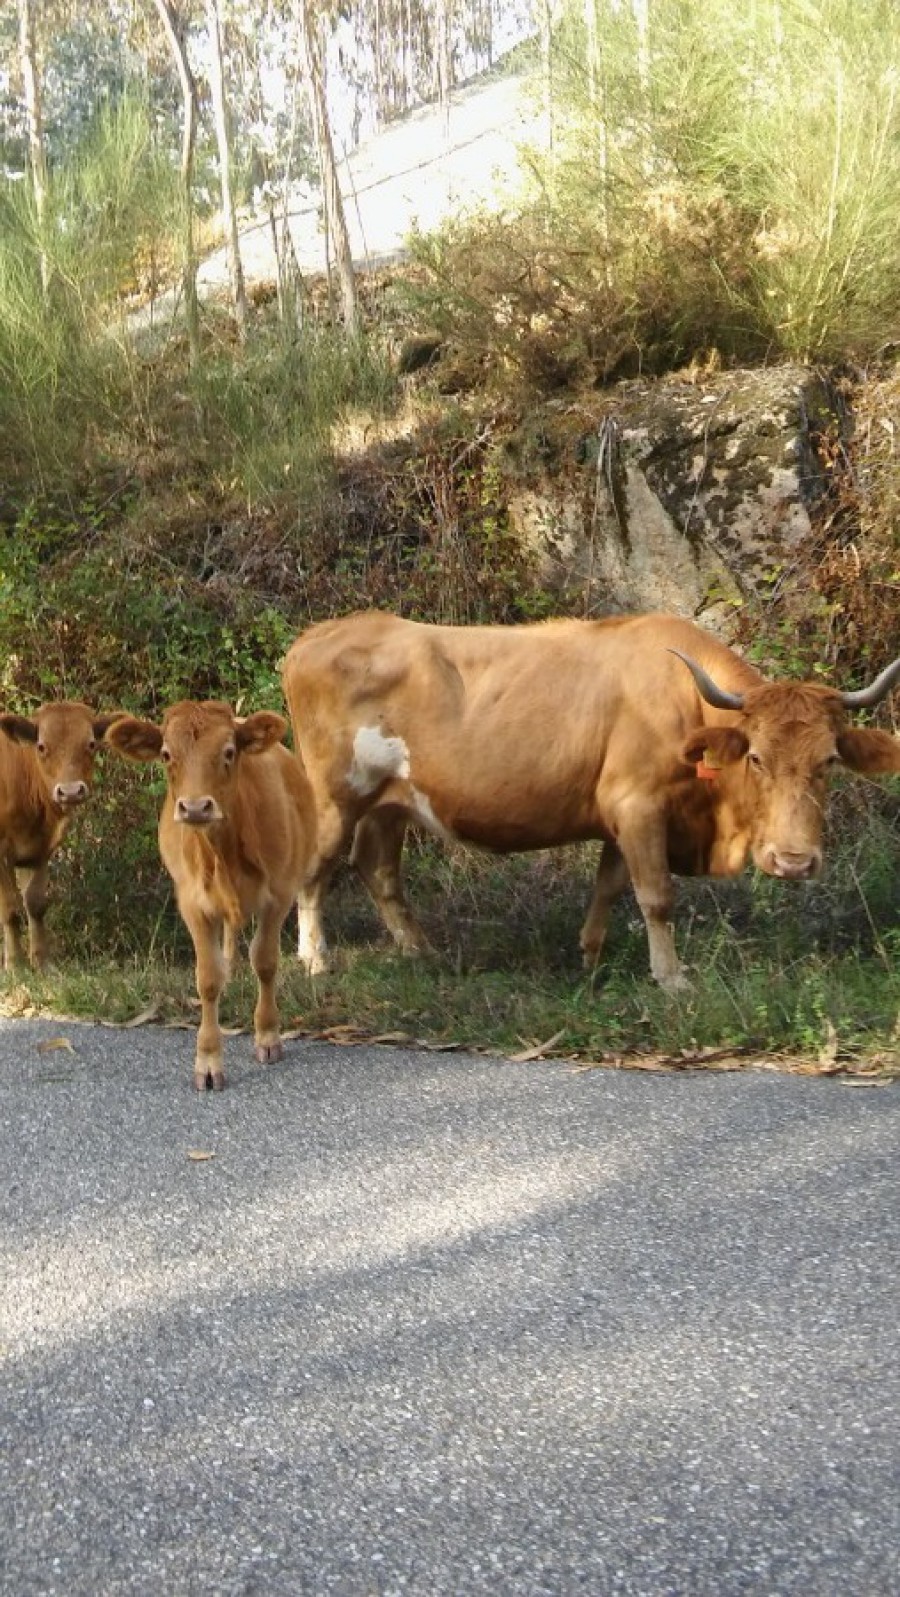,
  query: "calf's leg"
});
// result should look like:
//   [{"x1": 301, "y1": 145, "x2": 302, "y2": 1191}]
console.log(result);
[
  {"x1": 183, "y1": 908, "x2": 228, "y2": 1091},
  {"x1": 249, "y1": 900, "x2": 287, "y2": 1064},
  {"x1": 0, "y1": 856, "x2": 27, "y2": 969},
  {"x1": 21, "y1": 864, "x2": 50, "y2": 969}
]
